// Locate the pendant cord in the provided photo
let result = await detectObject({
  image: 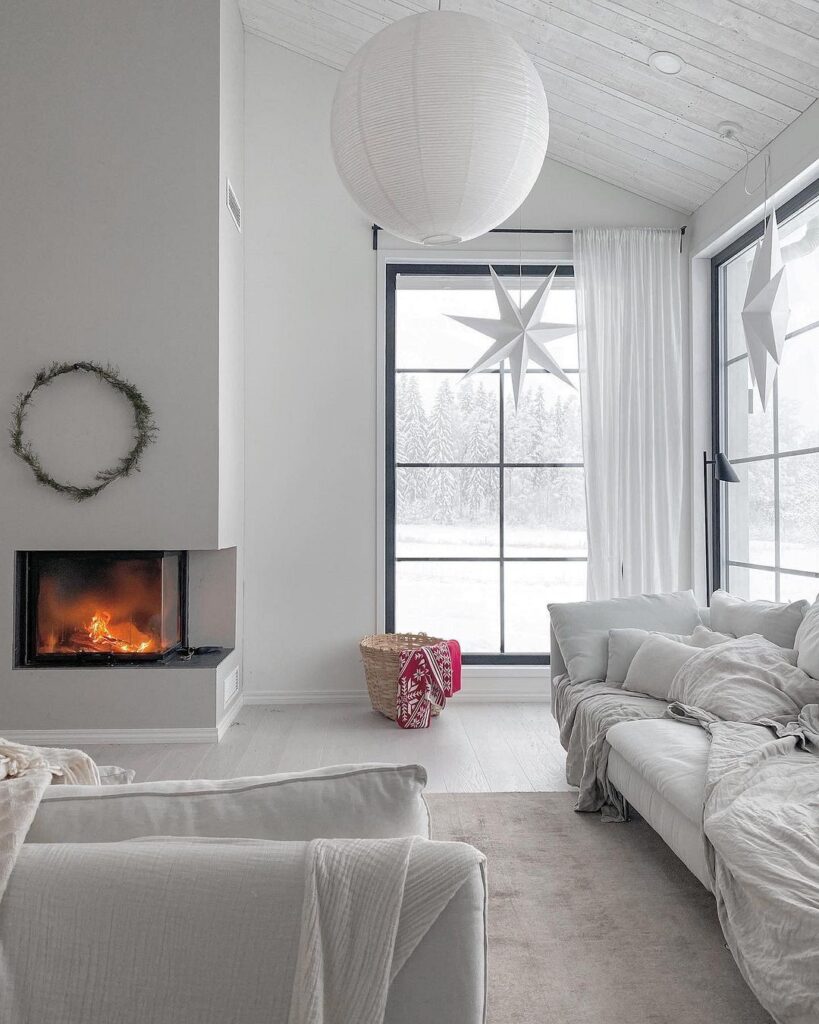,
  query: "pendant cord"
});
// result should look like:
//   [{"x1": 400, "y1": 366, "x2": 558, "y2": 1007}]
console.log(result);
[{"x1": 736, "y1": 136, "x2": 771, "y2": 222}]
